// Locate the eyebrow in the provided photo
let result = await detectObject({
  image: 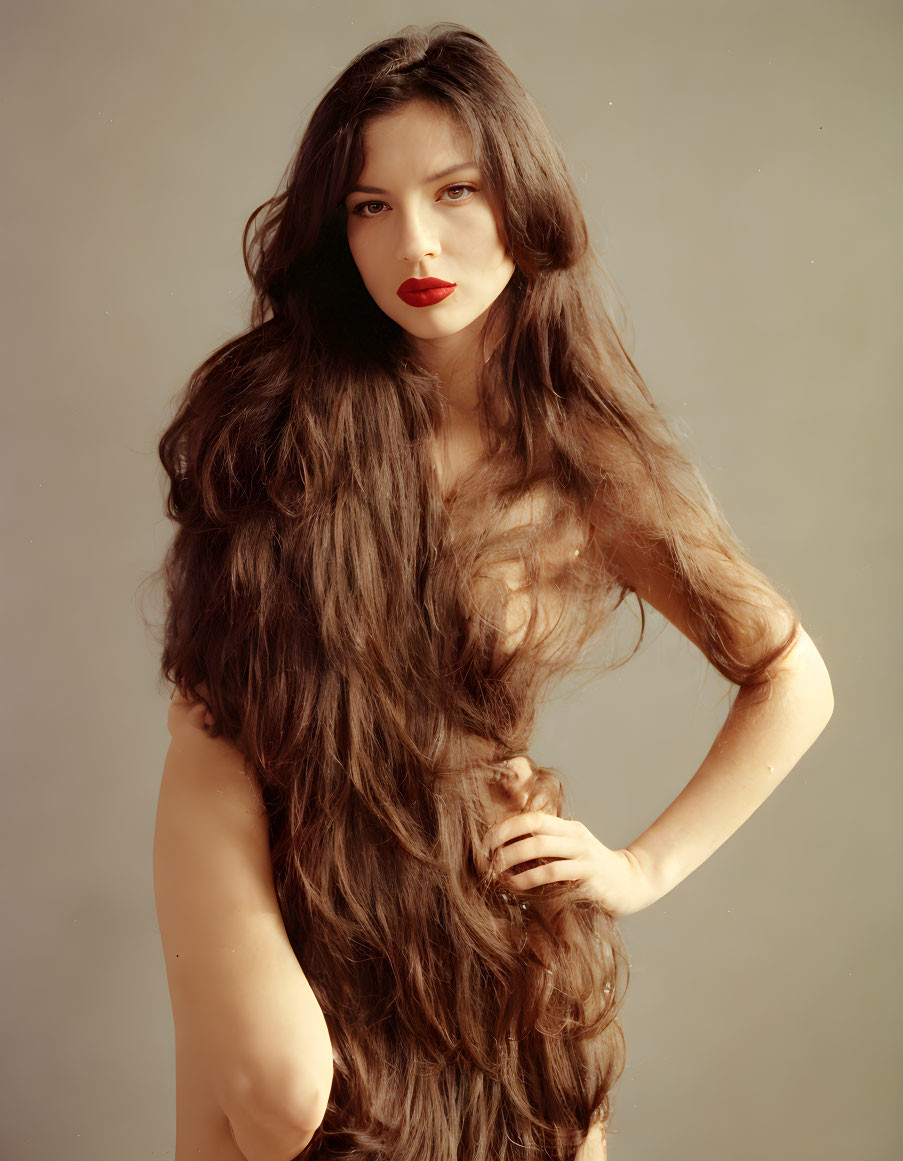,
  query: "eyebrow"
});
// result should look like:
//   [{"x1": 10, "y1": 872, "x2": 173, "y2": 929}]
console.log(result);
[{"x1": 346, "y1": 162, "x2": 478, "y2": 198}]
